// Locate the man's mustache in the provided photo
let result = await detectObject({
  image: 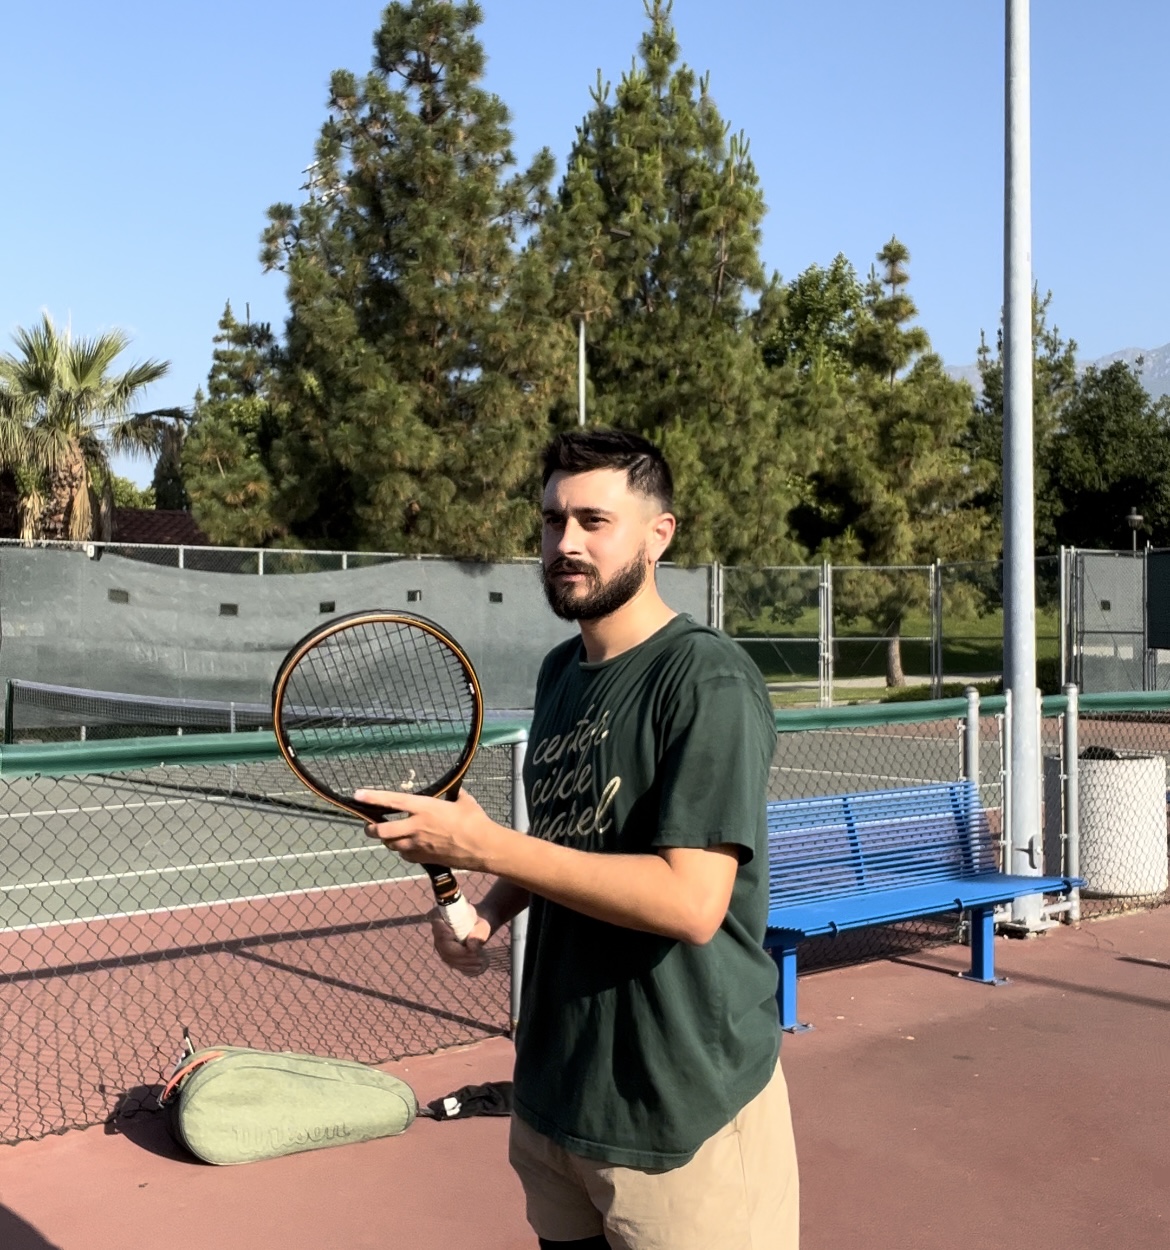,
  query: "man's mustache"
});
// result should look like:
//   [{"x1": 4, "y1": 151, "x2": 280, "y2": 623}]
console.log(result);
[{"x1": 546, "y1": 558, "x2": 597, "y2": 578}]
